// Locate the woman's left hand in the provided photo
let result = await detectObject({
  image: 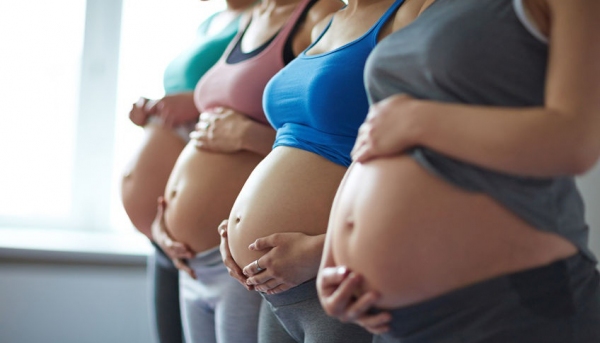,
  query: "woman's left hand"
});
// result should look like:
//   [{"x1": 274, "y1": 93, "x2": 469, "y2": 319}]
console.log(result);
[
  {"x1": 317, "y1": 266, "x2": 391, "y2": 334},
  {"x1": 190, "y1": 107, "x2": 252, "y2": 153},
  {"x1": 242, "y1": 232, "x2": 325, "y2": 295},
  {"x1": 351, "y1": 94, "x2": 422, "y2": 163}
]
